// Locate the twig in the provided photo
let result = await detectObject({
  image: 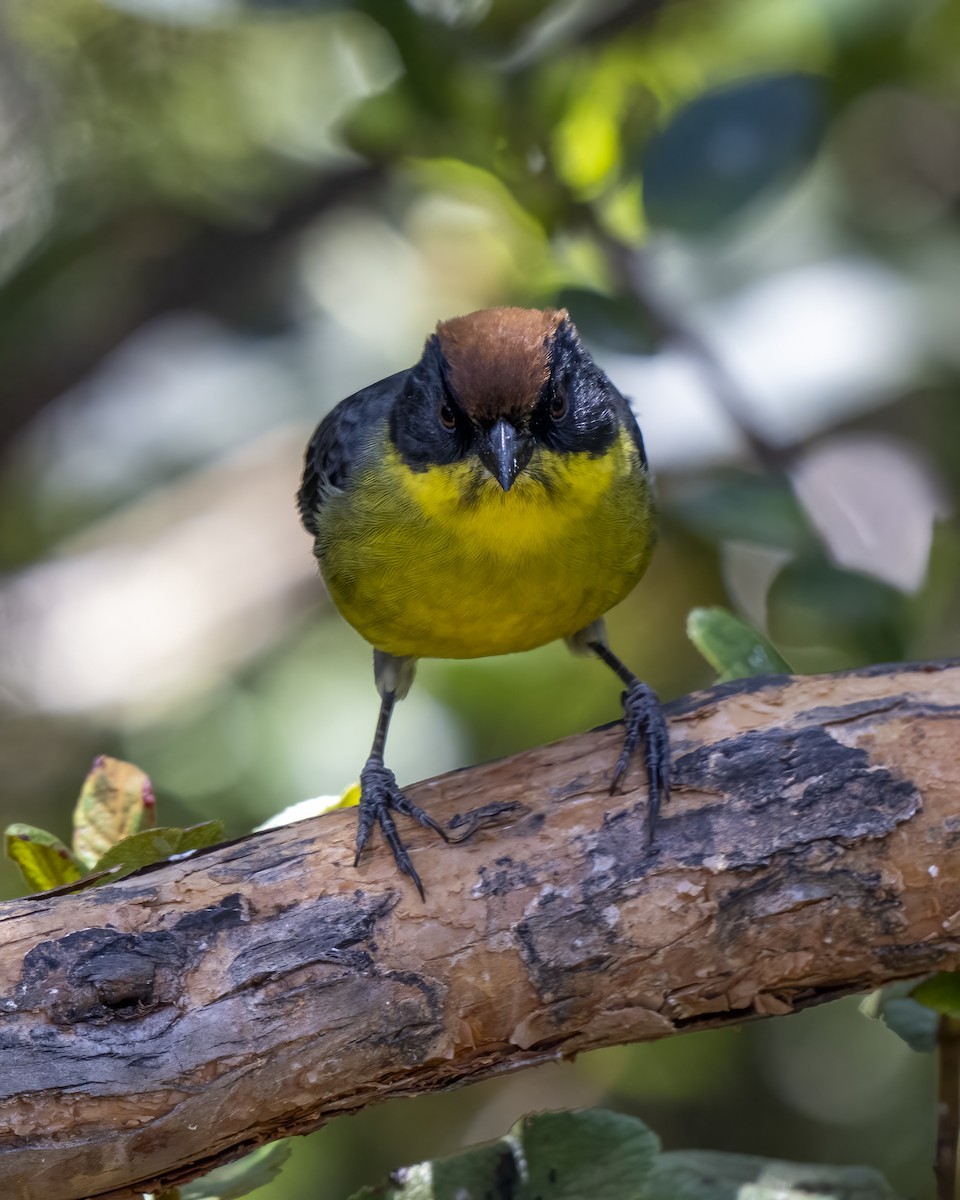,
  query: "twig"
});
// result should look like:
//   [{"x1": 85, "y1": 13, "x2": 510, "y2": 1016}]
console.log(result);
[
  {"x1": 0, "y1": 165, "x2": 384, "y2": 452},
  {"x1": 579, "y1": 207, "x2": 789, "y2": 473}
]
